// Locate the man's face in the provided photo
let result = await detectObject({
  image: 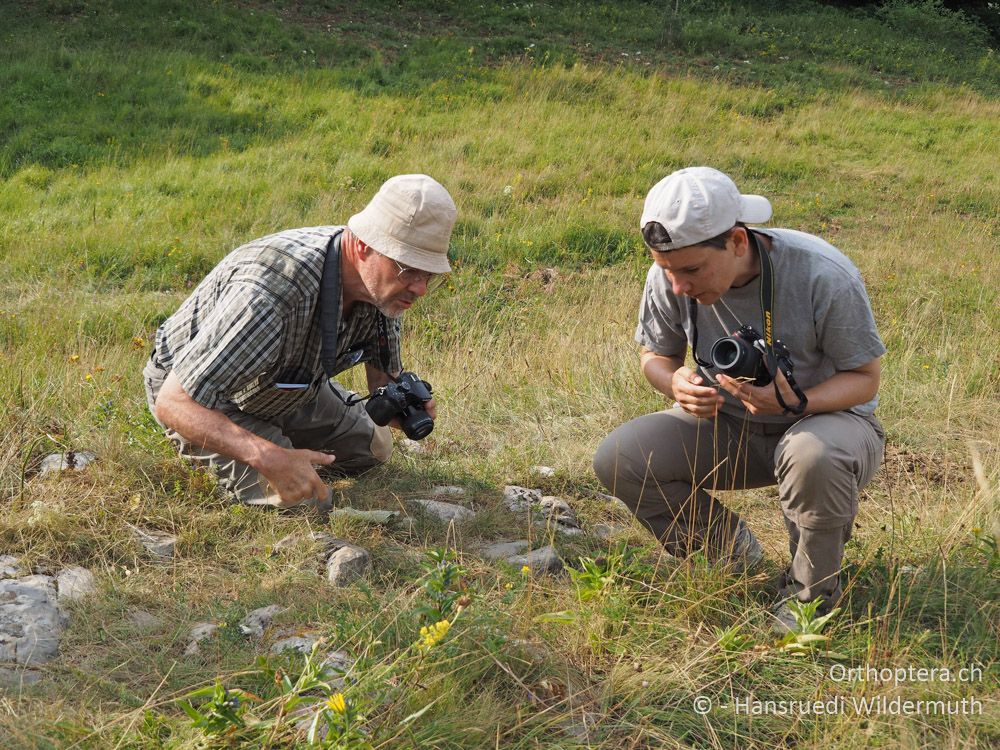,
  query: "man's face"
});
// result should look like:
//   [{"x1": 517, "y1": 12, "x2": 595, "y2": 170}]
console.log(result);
[
  {"x1": 358, "y1": 247, "x2": 430, "y2": 319},
  {"x1": 651, "y1": 240, "x2": 744, "y2": 305}
]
